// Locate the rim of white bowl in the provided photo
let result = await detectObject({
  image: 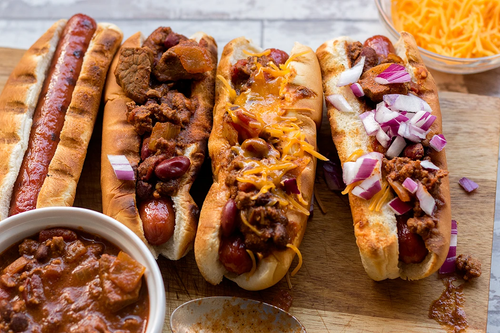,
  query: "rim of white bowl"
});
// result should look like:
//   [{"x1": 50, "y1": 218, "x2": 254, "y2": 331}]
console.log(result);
[{"x1": 0, "y1": 207, "x2": 165, "y2": 333}]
